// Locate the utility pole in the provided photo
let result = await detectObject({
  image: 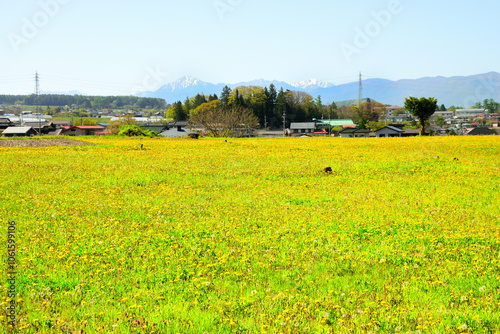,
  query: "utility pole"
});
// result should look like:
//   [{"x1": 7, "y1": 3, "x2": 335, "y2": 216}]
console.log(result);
[
  {"x1": 264, "y1": 114, "x2": 267, "y2": 130},
  {"x1": 329, "y1": 108, "x2": 331, "y2": 137},
  {"x1": 35, "y1": 71, "x2": 41, "y2": 135},
  {"x1": 282, "y1": 108, "x2": 286, "y2": 138}
]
